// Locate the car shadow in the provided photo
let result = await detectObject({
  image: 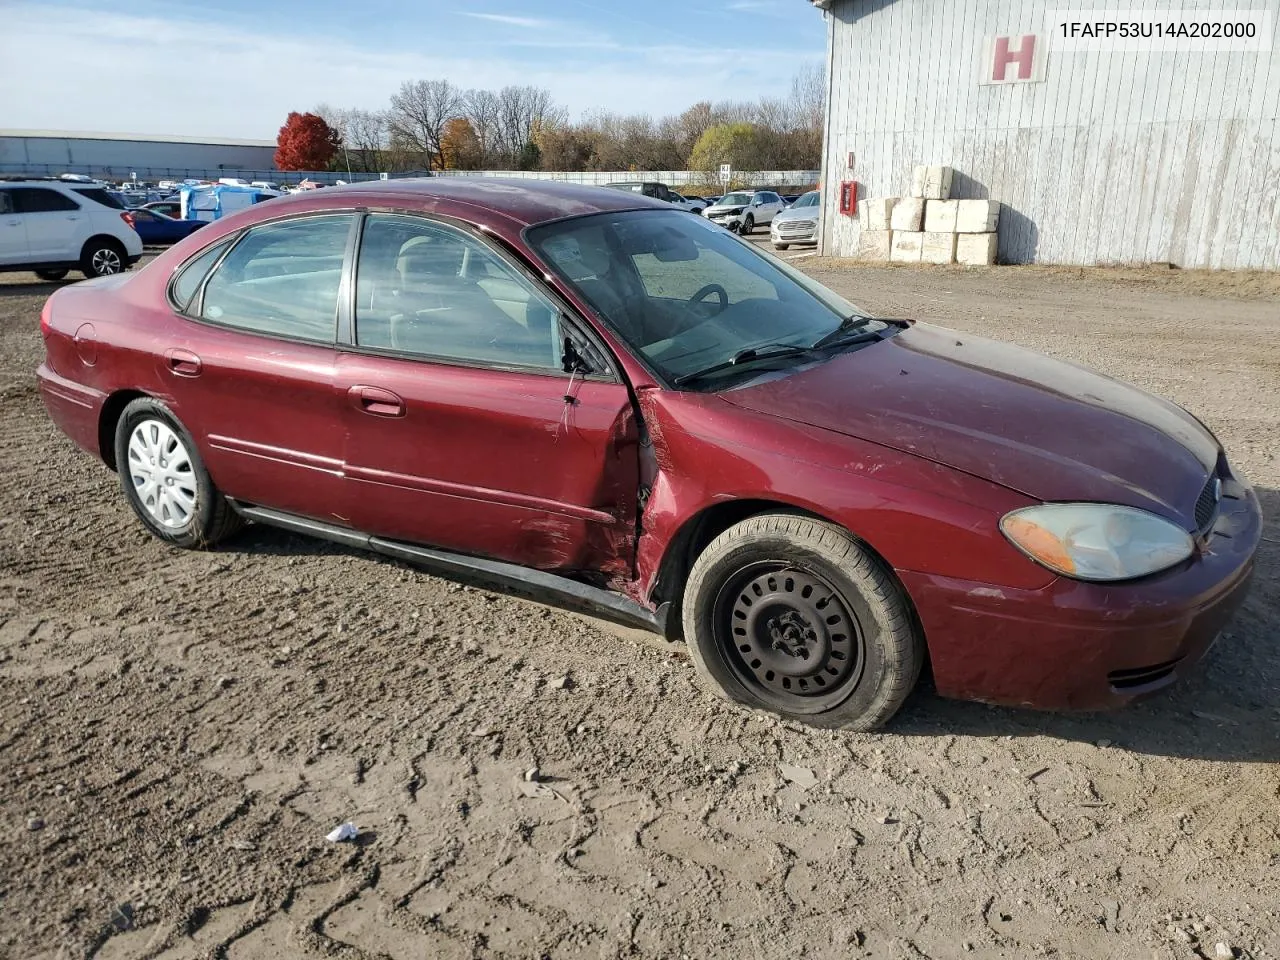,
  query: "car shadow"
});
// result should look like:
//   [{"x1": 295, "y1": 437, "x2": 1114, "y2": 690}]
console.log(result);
[
  {"x1": 0, "y1": 277, "x2": 74, "y2": 297},
  {"x1": 226, "y1": 485, "x2": 1279, "y2": 764}
]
